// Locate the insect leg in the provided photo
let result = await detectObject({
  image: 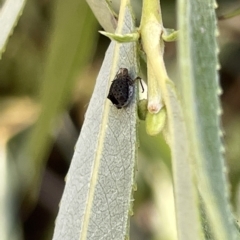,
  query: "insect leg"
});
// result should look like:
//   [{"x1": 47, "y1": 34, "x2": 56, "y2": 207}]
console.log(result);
[{"x1": 134, "y1": 77, "x2": 144, "y2": 93}]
